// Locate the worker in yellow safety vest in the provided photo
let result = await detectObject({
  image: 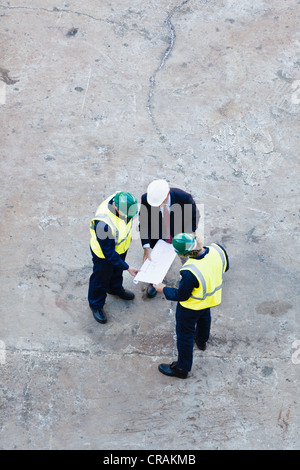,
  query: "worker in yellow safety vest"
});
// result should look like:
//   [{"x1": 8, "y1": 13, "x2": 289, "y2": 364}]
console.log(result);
[
  {"x1": 154, "y1": 233, "x2": 229, "y2": 379},
  {"x1": 88, "y1": 191, "x2": 139, "y2": 324}
]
